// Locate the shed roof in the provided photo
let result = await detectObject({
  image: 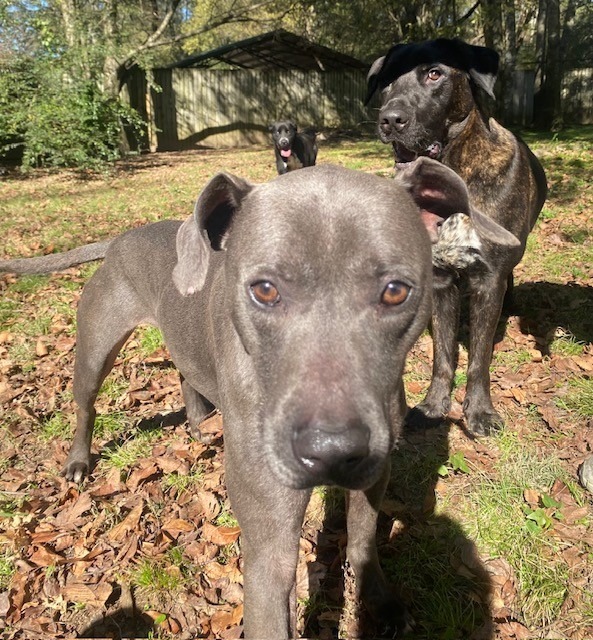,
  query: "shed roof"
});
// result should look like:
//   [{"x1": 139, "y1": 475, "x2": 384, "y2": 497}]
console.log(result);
[{"x1": 170, "y1": 29, "x2": 367, "y2": 72}]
